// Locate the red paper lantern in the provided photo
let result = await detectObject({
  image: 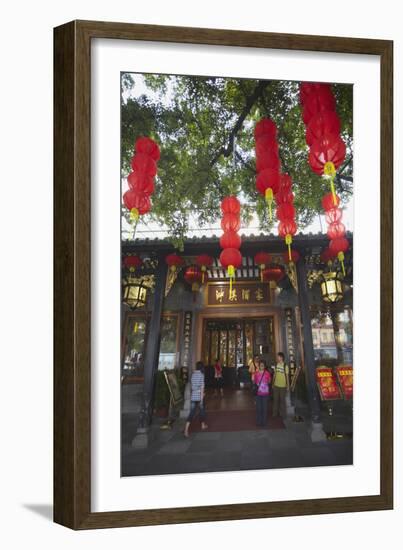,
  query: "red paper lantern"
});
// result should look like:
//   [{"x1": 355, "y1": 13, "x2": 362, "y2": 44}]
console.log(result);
[
  {"x1": 327, "y1": 222, "x2": 346, "y2": 240},
  {"x1": 220, "y1": 212, "x2": 241, "y2": 233},
  {"x1": 123, "y1": 189, "x2": 151, "y2": 220},
  {"x1": 325, "y1": 207, "x2": 343, "y2": 224},
  {"x1": 305, "y1": 111, "x2": 341, "y2": 146},
  {"x1": 255, "y1": 135, "x2": 279, "y2": 157},
  {"x1": 329, "y1": 236, "x2": 349, "y2": 275},
  {"x1": 282, "y1": 249, "x2": 300, "y2": 264},
  {"x1": 278, "y1": 220, "x2": 297, "y2": 238},
  {"x1": 277, "y1": 203, "x2": 296, "y2": 222},
  {"x1": 275, "y1": 188, "x2": 294, "y2": 205},
  {"x1": 220, "y1": 230, "x2": 241, "y2": 249},
  {"x1": 256, "y1": 168, "x2": 281, "y2": 196},
  {"x1": 254, "y1": 251, "x2": 271, "y2": 281},
  {"x1": 322, "y1": 192, "x2": 341, "y2": 211},
  {"x1": 308, "y1": 135, "x2": 346, "y2": 175},
  {"x1": 127, "y1": 171, "x2": 155, "y2": 194},
  {"x1": 329, "y1": 237, "x2": 349, "y2": 255},
  {"x1": 321, "y1": 247, "x2": 336, "y2": 265},
  {"x1": 220, "y1": 248, "x2": 242, "y2": 270},
  {"x1": 131, "y1": 153, "x2": 157, "y2": 176},
  {"x1": 262, "y1": 265, "x2": 285, "y2": 286},
  {"x1": 279, "y1": 173, "x2": 293, "y2": 192},
  {"x1": 184, "y1": 265, "x2": 203, "y2": 292},
  {"x1": 135, "y1": 136, "x2": 160, "y2": 161},
  {"x1": 256, "y1": 151, "x2": 281, "y2": 173},
  {"x1": 123, "y1": 255, "x2": 143, "y2": 271},
  {"x1": 302, "y1": 89, "x2": 336, "y2": 124},
  {"x1": 254, "y1": 118, "x2": 277, "y2": 140},
  {"x1": 195, "y1": 254, "x2": 213, "y2": 283},
  {"x1": 221, "y1": 196, "x2": 241, "y2": 215},
  {"x1": 254, "y1": 251, "x2": 271, "y2": 267},
  {"x1": 299, "y1": 82, "x2": 332, "y2": 106},
  {"x1": 165, "y1": 253, "x2": 184, "y2": 272}
]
